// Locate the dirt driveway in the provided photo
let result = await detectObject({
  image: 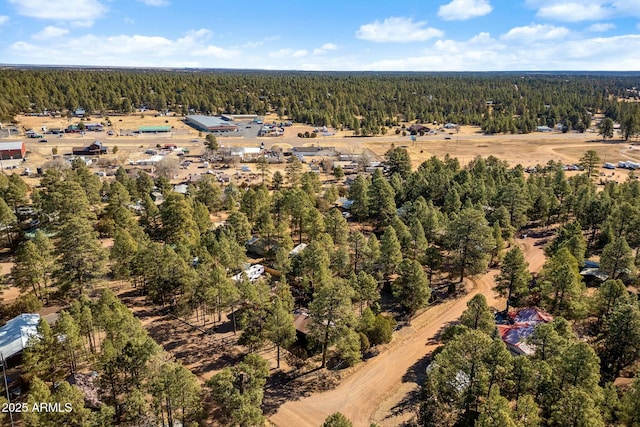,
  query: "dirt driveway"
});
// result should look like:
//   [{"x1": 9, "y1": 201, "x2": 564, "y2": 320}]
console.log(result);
[{"x1": 269, "y1": 235, "x2": 547, "y2": 426}]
